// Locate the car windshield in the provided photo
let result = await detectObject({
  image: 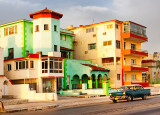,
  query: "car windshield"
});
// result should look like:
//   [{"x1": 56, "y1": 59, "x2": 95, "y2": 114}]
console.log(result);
[{"x1": 121, "y1": 86, "x2": 134, "y2": 91}]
